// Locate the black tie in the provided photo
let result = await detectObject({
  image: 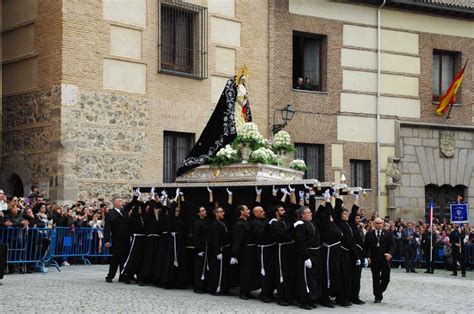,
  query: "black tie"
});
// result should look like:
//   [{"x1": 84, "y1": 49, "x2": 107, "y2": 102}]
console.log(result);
[{"x1": 377, "y1": 231, "x2": 381, "y2": 239}]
